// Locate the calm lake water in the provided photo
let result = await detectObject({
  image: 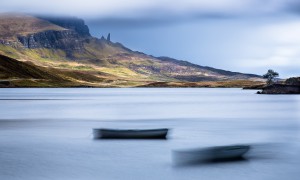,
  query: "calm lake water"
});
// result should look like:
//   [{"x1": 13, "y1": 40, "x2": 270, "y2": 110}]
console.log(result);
[{"x1": 0, "y1": 88, "x2": 299, "y2": 180}]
